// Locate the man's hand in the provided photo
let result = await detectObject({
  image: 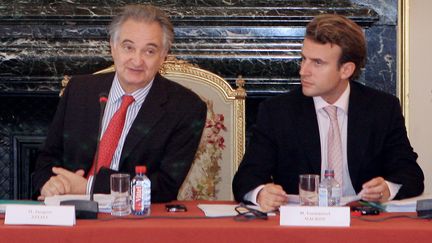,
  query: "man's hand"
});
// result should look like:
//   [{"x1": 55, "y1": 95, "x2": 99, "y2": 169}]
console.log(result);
[
  {"x1": 256, "y1": 183, "x2": 288, "y2": 212},
  {"x1": 38, "y1": 167, "x2": 87, "y2": 200},
  {"x1": 360, "y1": 177, "x2": 390, "y2": 202}
]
